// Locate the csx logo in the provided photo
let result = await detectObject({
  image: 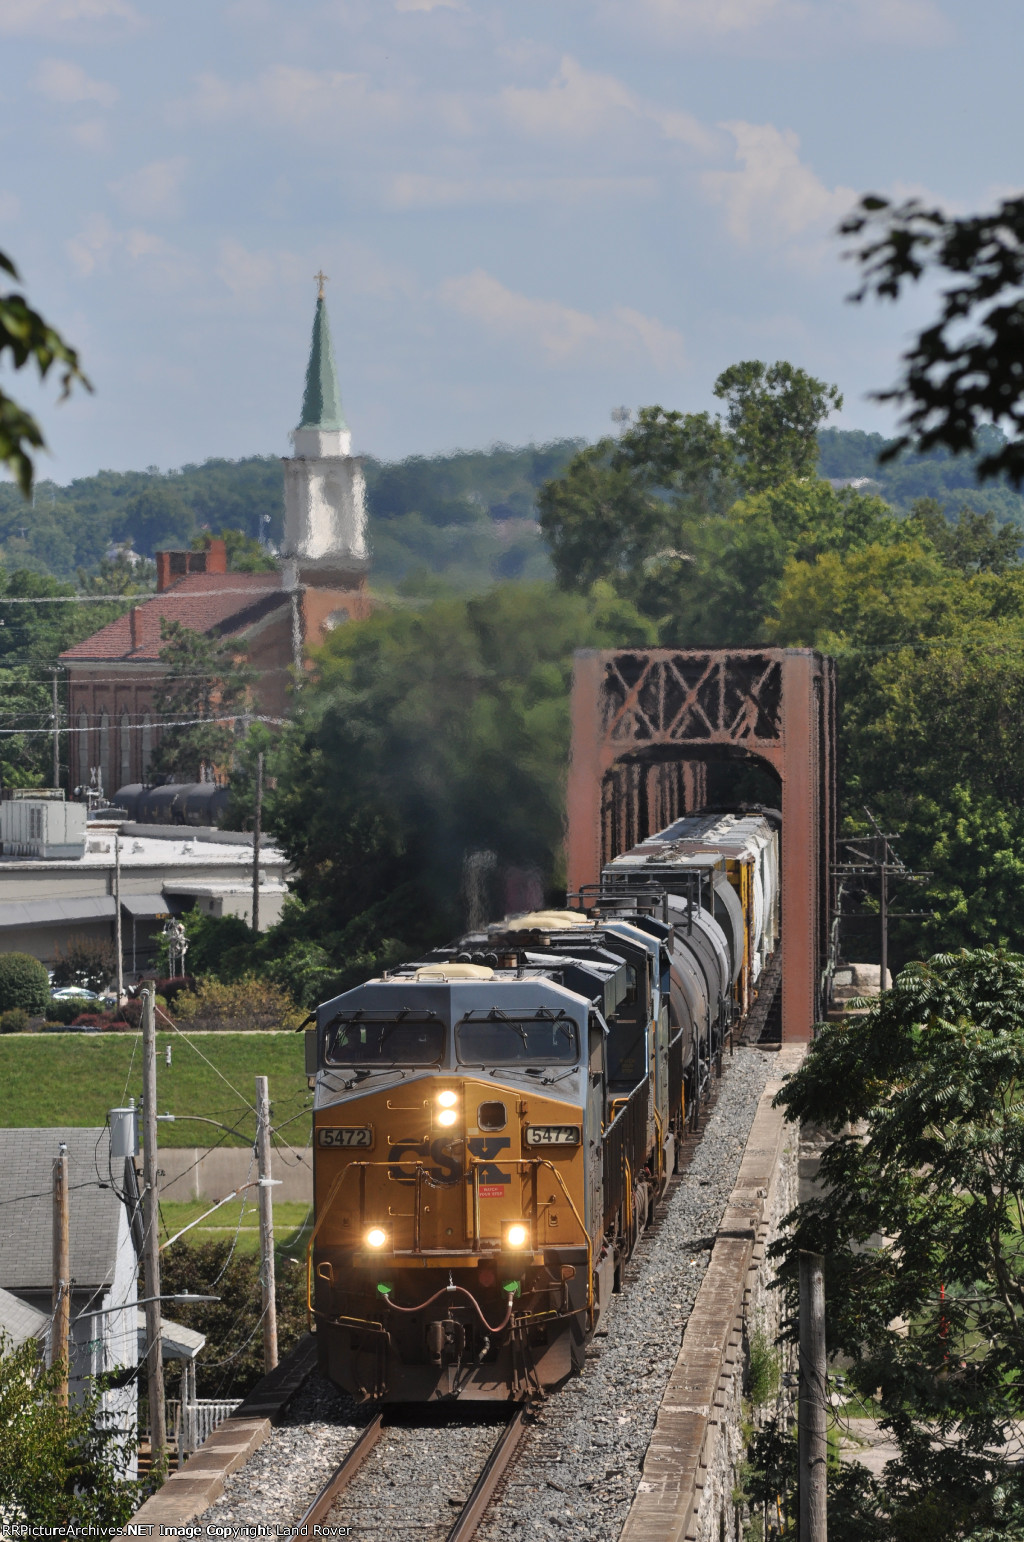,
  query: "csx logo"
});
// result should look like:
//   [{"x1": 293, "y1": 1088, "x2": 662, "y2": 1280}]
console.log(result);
[{"x1": 387, "y1": 1136, "x2": 511, "y2": 1187}]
